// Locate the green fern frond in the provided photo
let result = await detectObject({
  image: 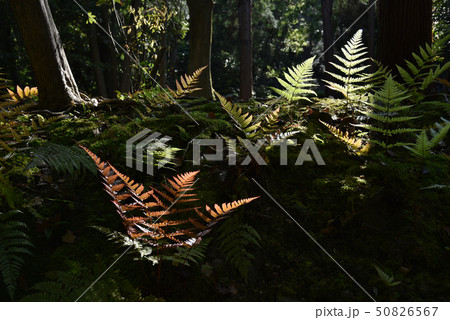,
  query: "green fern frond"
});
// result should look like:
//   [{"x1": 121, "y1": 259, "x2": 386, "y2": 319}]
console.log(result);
[
  {"x1": 374, "y1": 265, "x2": 401, "y2": 287},
  {"x1": 21, "y1": 261, "x2": 143, "y2": 301},
  {"x1": 261, "y1": 107, "x2": 281, "y2": 133},
  {"x1": 215, "y1": 91, "x2": 261, "y2": 138},
  {"x1": 161, "y1": 238, "x2": 210, "y2": 266},
  {"x1": 397, "y1": 34, "x2": 450, "y2": 103},
  {"x1": 356, "y1": 75, "x2": 419, "y2": 151},
  {"x1": 217, "y1": 216, "x2": 261, "y2": 283},
  {"x1": 0, "y1": 210, "x2": 34, "y2": 300},
  {"x1": 271, "y1": 56, "x2": 317, "y2": 102},
  {"x1": 324, "y1": 30, "x2": 372, "y2": 101},
  {"x1": 405, "y1": 118, "x2": 450, "y2": 159},
  {"x1": 28, "y1": 142, "x2": 97, "y2": 177}
]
